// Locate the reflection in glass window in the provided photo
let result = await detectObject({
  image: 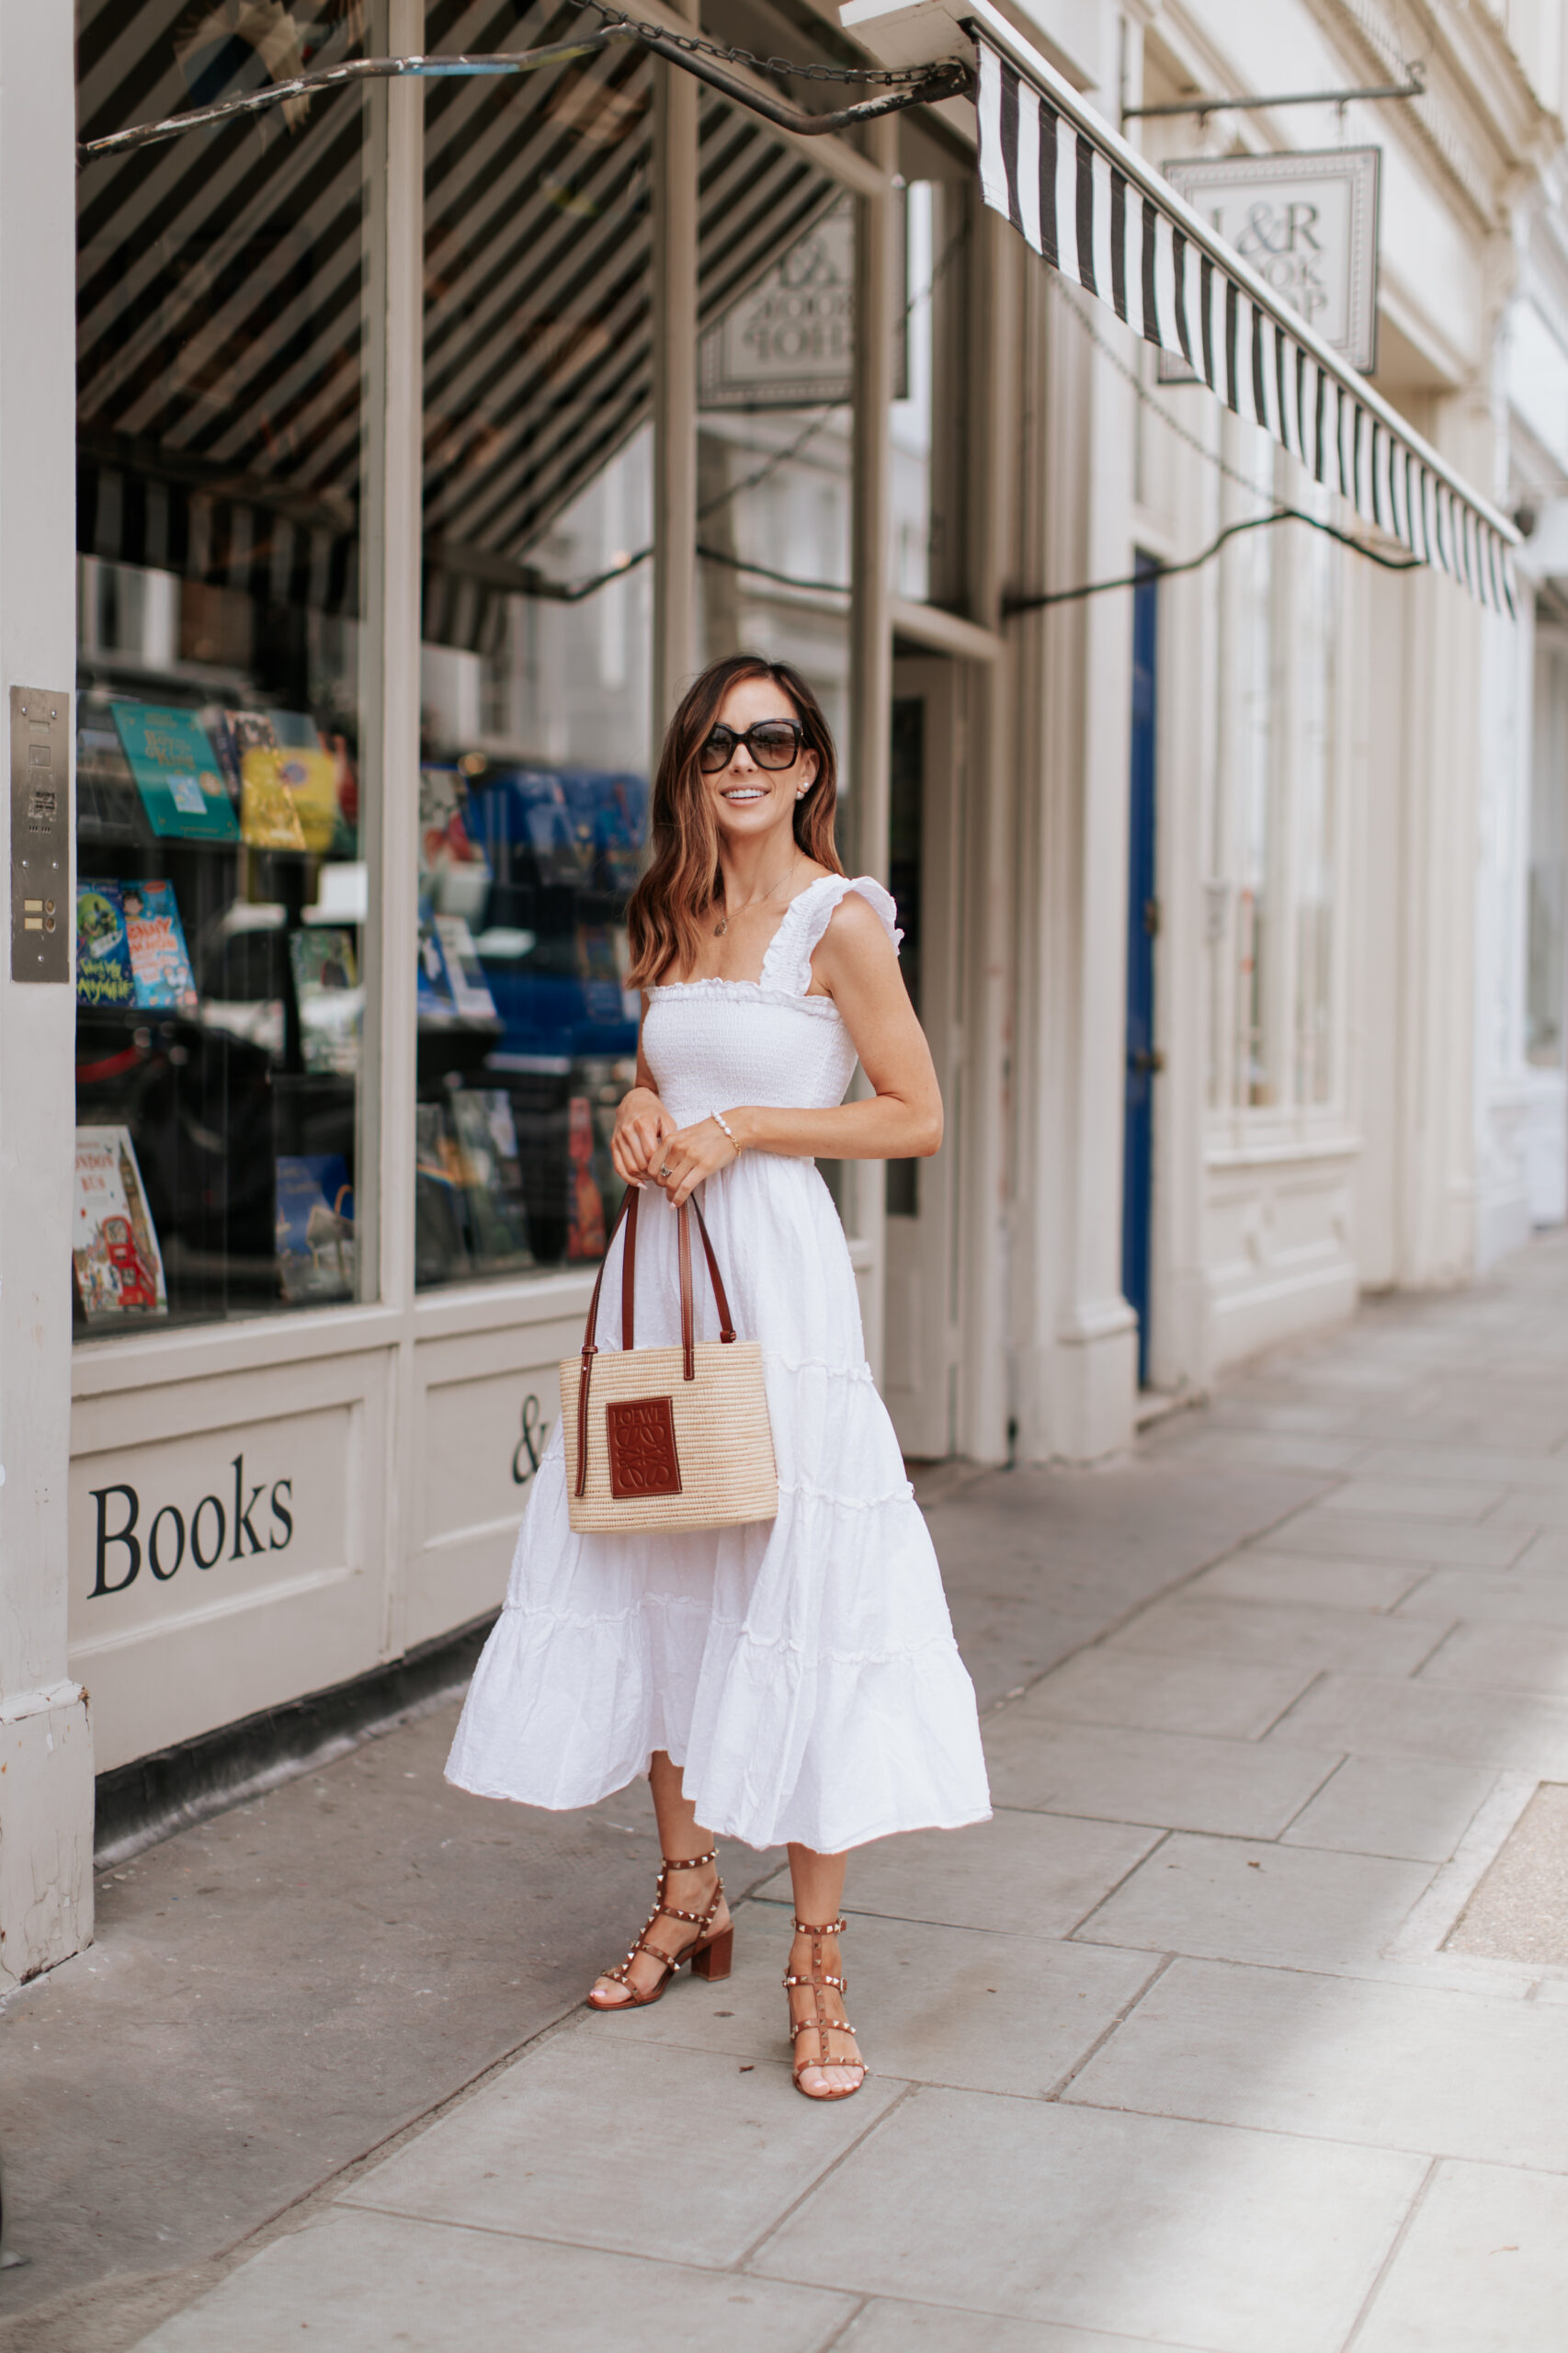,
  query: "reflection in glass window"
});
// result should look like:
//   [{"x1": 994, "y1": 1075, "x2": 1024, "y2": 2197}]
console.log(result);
[
  {"x1": 74, "y1": 0, "x2": 369, "y2": 1336},
  {"x1": 698, "y1": 142, "x2": 856, "y2": 838},
  {"x1": 418, "y1": 2, "x2": 659, "y2": 1283}
]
